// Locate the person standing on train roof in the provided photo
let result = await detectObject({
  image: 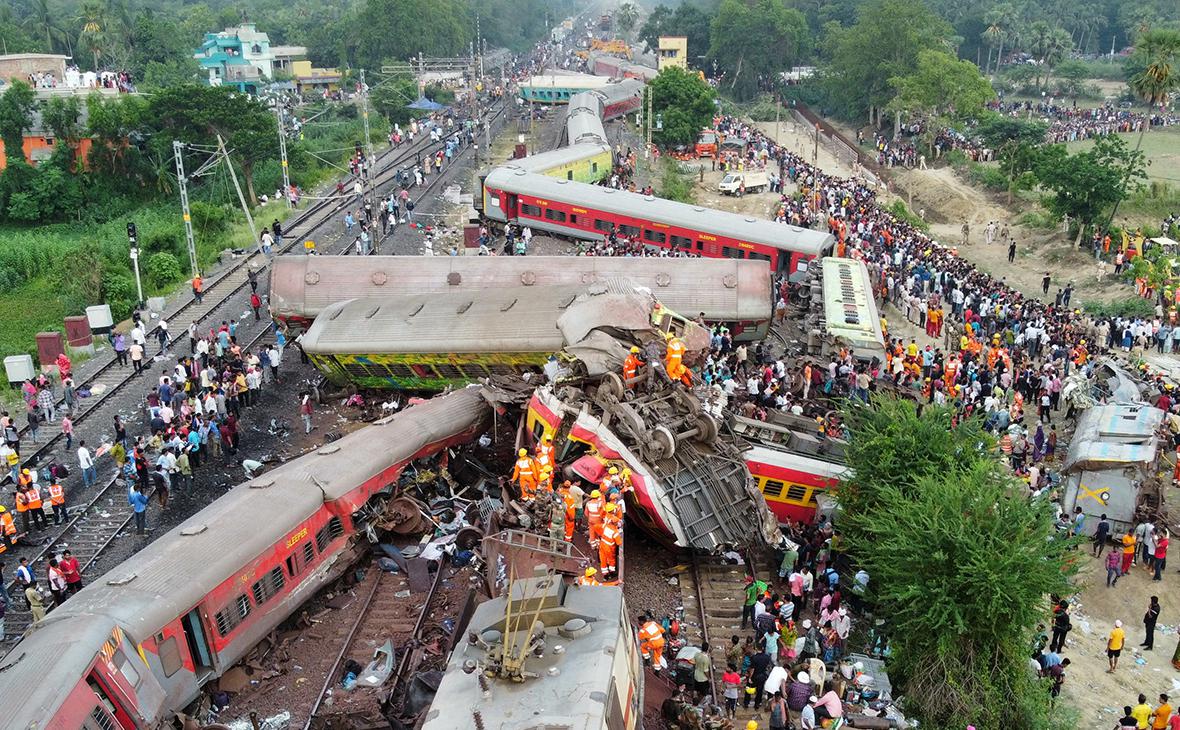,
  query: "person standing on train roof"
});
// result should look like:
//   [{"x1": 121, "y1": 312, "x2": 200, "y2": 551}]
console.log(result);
[{"x1": 511, "y1": 448, "x2": 539, "y2": 502}]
